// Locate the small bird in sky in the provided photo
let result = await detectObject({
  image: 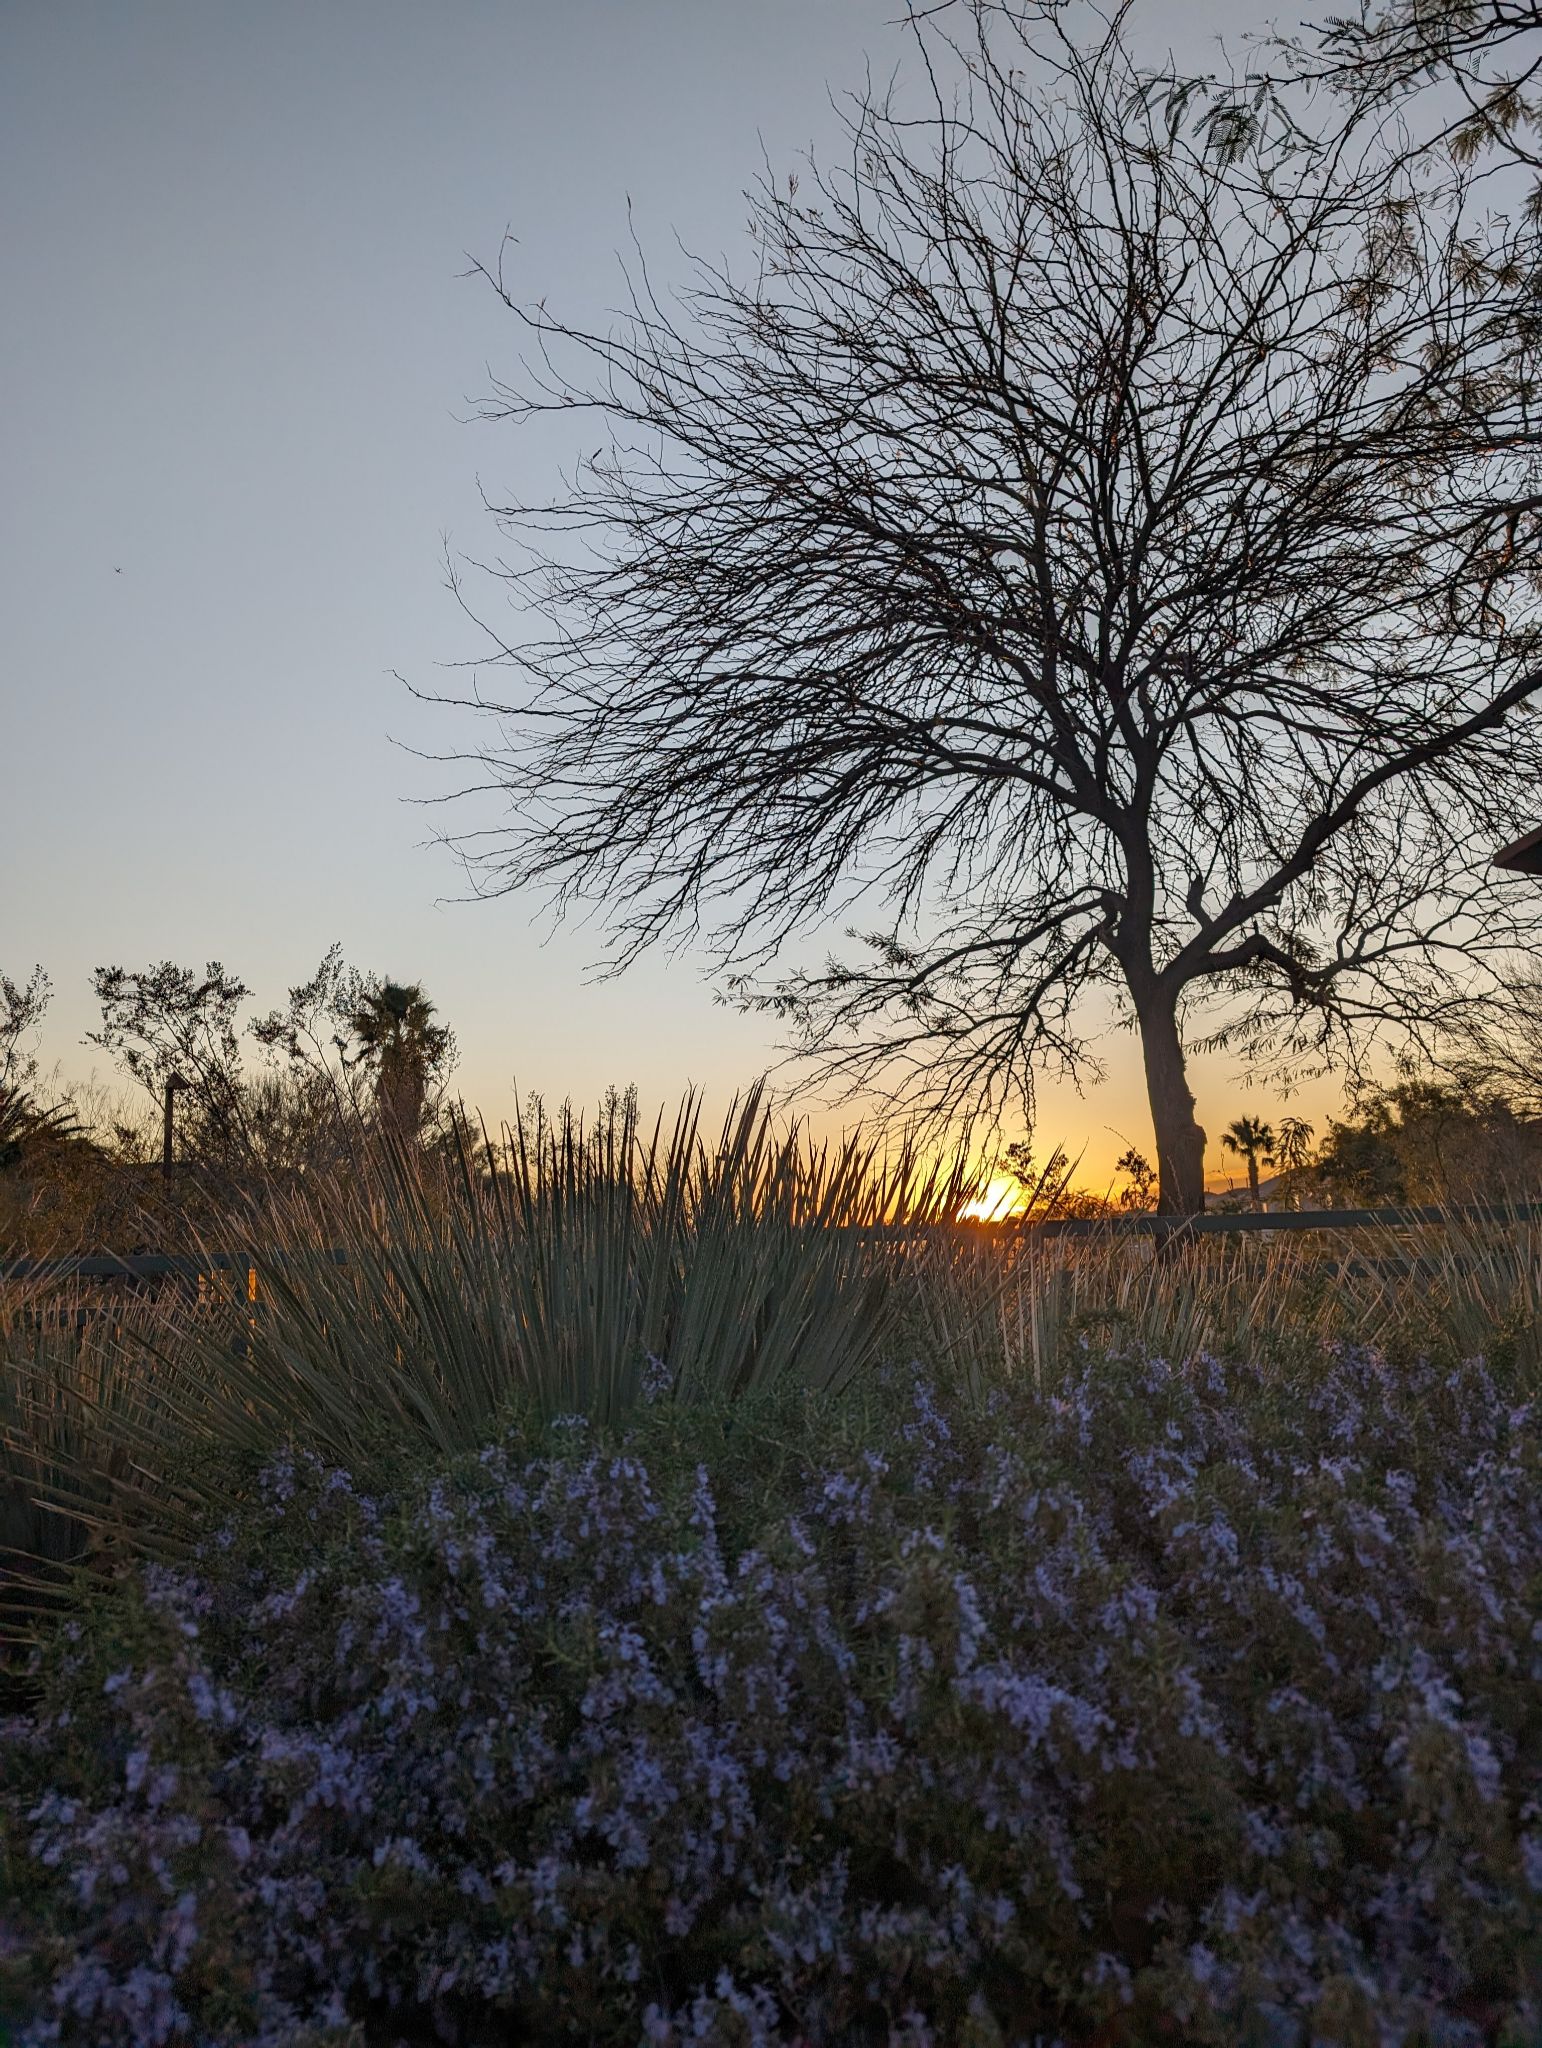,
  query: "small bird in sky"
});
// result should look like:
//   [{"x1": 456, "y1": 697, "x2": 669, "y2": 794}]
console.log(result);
[{"x1": 113, "y1": 566, "x2": 123, "y2": 574}]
